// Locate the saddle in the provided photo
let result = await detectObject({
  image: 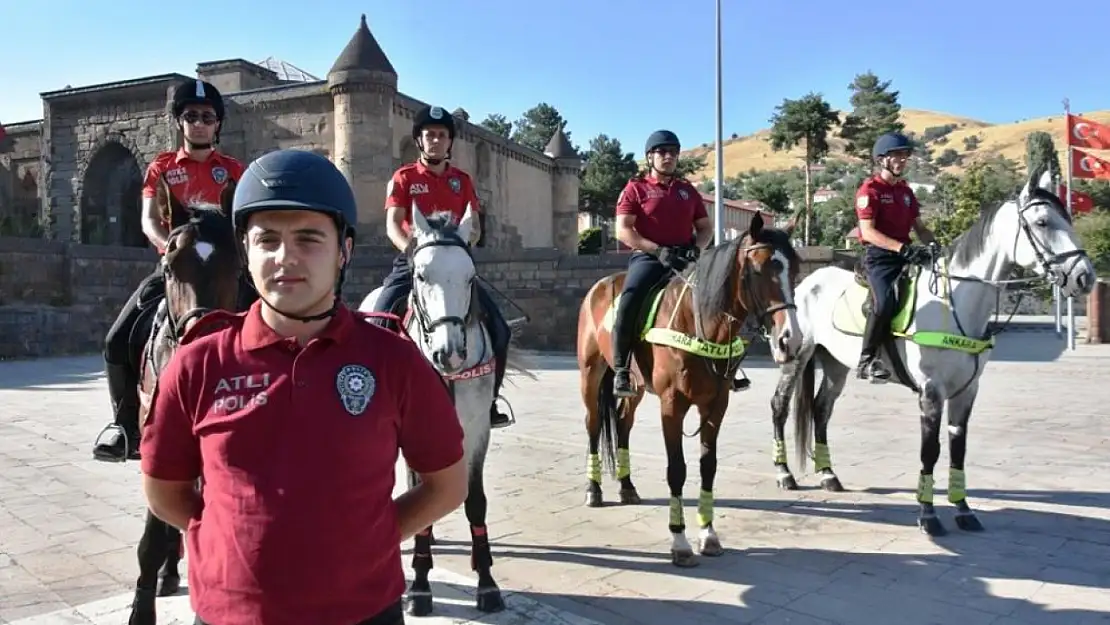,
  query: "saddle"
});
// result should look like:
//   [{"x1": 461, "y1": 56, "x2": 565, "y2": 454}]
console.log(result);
[{"x1": 852, "y1": 256, "x2": 916, "y2": 318}]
